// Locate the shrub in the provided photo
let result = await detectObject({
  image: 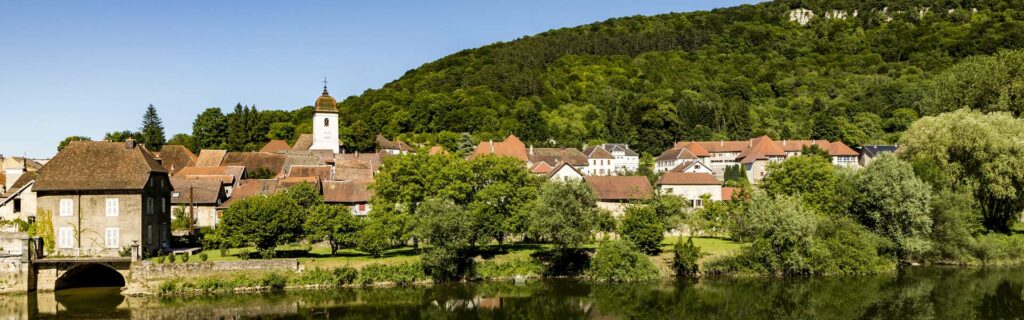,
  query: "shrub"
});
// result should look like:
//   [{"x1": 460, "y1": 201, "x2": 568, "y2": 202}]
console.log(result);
[
  {"x1": 532, "y1": 248, "x2": 591, "y2": 277},
  {"x1": 119, "y1": 246, "x2": 133, "y2": 258},
  {"x1": 167, "y1": 253, "x2": 176, "y2": 264},
  {"x1": 476, "y1": 258, "x2": 544, "y2": 279},
  {"x1": 621, "y1": 205, "x2": 664, "y2": 255},
  {"x1": 422, "y1": 248, "x2": 473, "y2": 282},
  {"x1": 154, "y1": 255, "x2": 165, "y2": 264},
  {"x1": 181, "y1": 254, "x2": 190, "y2": 263},
  {"x1": 356, "y1": 263, "x2": 426, "y2": 286},
  {"x1": 973, "y1": 234, "x2": 1024, "y2": 264},
  {"x1": 198, "y1": 252, "x2": 209, "y2": 262},
  {"x1": 260, "y1": 272, "x2": 288, "y2": 290},
  {"x1": 333, "y1": 266, "x2": 358, "y2": 285},
  {"x1": 295, "y1": 267, "x2": 357, "y2": 286},
  {"x1": 672, "y1": 237, "x2": 700, "y2": 278},
  {"x1": 158, "y1": 278, "x2": 181, "y2": 294},
  {"x1": 587, "y1": 241, "x2": 660, "y2": 282}
]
